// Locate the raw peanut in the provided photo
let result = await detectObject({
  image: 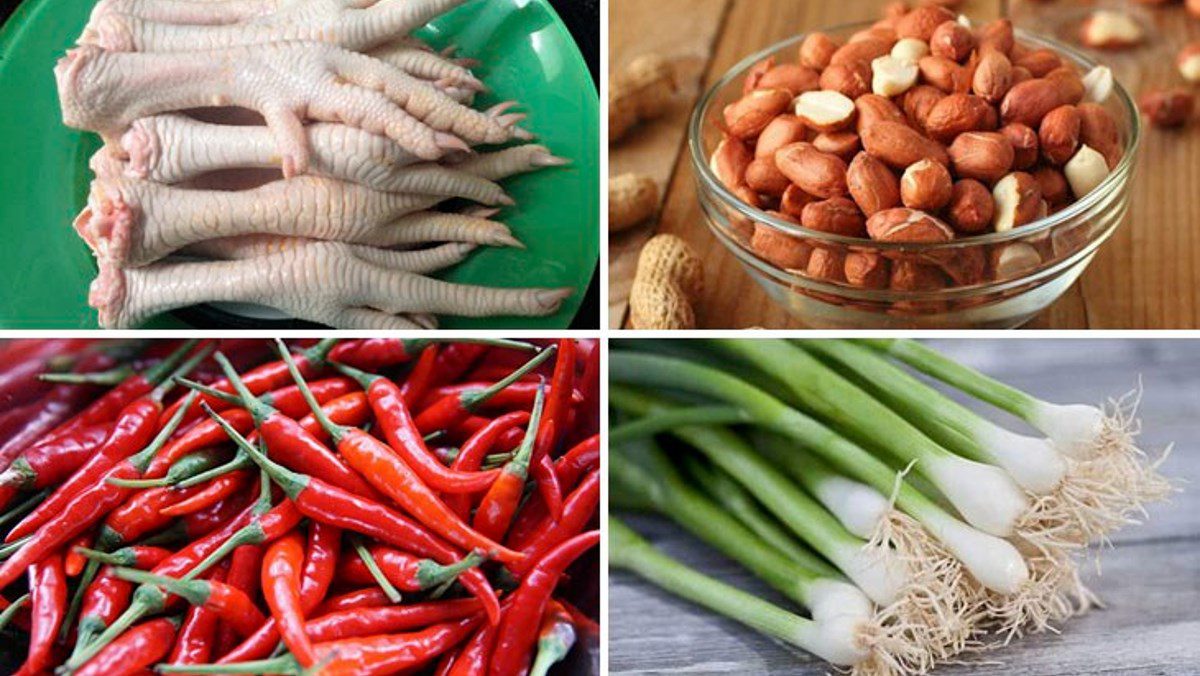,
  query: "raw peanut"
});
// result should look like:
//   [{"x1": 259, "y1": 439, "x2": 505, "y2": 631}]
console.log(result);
[
  {"x1": 812, "y1": 131, "x2": 862, "y2": 162},
  {"x1": 1000, "y1": 78, "x2": 1065, "y2": 127},
  {"x1": 830, "y1": 39, "x2": 893, "y2": 67},
  {"x1": 851, "y1": 28, "x2": 898, "y2": 46},
  {"x1": 896, "y1": 5, "x2": 956, "y2": 41},
  {"x1": 1039, "y1": 105, "x2": 1081, "y2": 166},
  {"x1": 758, "y1": 64, "x2": 822, "y2": 96},
  {"x1": 1190, "y1": 0, "x2": 1200, "y2": 19},
  {"x1": 629, "y1": 234, "x2": 703, "y2": 330},
  {"x1": 930, "y1": 21, "x2": 974, "y2": 62},
  {"x1": 1139, "y1": 89, "x2": 1195, "y2": 128},
  {"x1": 610, "y1": 54, "x2": 677, "y2": 143},
  {"x1": 900, "y1": 159, "x2": 954, "y2": 211},
  {"x1": 900, "y1": 85, "x2": 946, "y2": 131},
  {"x1": 872, "y1": 55, "x2": 920, "y2": 96},
  {"x1": 751, "y1": 223, "x2": 812, "y2": 270},
  {"x1": 937, "y1": 246, "x2": 987, "y2": 286},
  {"x1": 883, "y1": 1, "x2": 910, "y2": 21},
  {"x1": 795, "y1": 90, "x2": 858, "y2": 133},
  {"x1": 820, "y1": 61, "x2": 873, "y2": 100},
  {"x1": 806, "y1": 248, "x2": 847, "y2": 283},
  {"x1": 745, "y1": 158, "x2": 792, "y2": 196},
  {"x1": 844, "y1": 252, "x2": 891, "y2": 289},
  {"x1": 1076, "y1": 103, "x2": 1122, "y2": 169},
  {"x1": 847, "y1": 152, "x2": 902, "y2": 217},
  {"x1": 919, "y1": 55, "x2": 970, "y2": 93},
  {"x1": 729, "y1": 185, "x2": 760, "y2": 240},
  {"x1": 991, "y1": 172, "x2": 1043, "y2": 231},
  {"x1": 609, "y1": 173, "x2": 659, "y2": 232},
  {"x1": 1033, "y1": 167, "x2": 1070, "y2": 206},
  {"x1": 978, "y1": 19, "x2": 1014, "y2": 56},
  {"x1": 800, "y1": 33, "x2": 841, "y2": 70},
  {"x1": 867, "y1": 207, "x2": 955, "y2": 242},
  {"x1": 891, "y1": 261, "x2": 947, "y2": 291},
  {"x1": 1064, "y1": 145, "x2": 1110, "y2": 198},
  {"x1": 755, "y1": 115, "x2": 806, "y2": 159},
  {"x1": 710, "y1": 136, "x2": 753, "y2": 189},
  {"x1": 1000, "y1": 123, "x2": 1039, "y2": 170},
  {"x1": 775, "y1": 143, "x2": 849, "y2": 198},
  {"x1": 802, "y1": 197, "x2": 867, "y2": 237},
  {"x1": 1080, "y1": 10, "x2": 1145, "y2": 50},
  {"x1": 1081, "y1": 66, "x2": 1114, "y2": 103},
  {"x1": 780, "y1": 184, "x2": 814, "y2": 220},
  {"x1": 856, "y1": 94, "x2": 909, "y2": 133},
  {"x1": 861, "y1": 121, "x2": 950, "y2": 169},
  {"x1": 946, "y1": 179, "x2": 995, "y2": 233},
  {"x1": 723, "y1": 88, "x2": 794, "y2": 139},
  {"x1": 892, "y1": 38, "x2": 931, "y2": 63},
  {"x1": 990, "y1": 243, "x2": 1041, "y2": 280},
  {"x1": 925, "y1": 93, "x2": 995, "y2": 142},
  {"x1": 972, "y1": 50, "x2": 1013, "y2": 104},
  {"x1": 1045, "y1": 67, "x2": 1085, "y2": 105},
  {"x1": 948, "y1": 131, "x2": 1014, "y2": 183},
  {"x1": 1010, "y1": 66, "x2": 1034, "y2": 86},
  {"x1": 1179, "y1": 44, "x2": 1200, "y2": 84},
  {"x1": 743, "y1": 57, "x2": 774, "y2": 95},
  {"x1": 1013, "y1": 49, "x2": 1062, "y2": 78}
]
